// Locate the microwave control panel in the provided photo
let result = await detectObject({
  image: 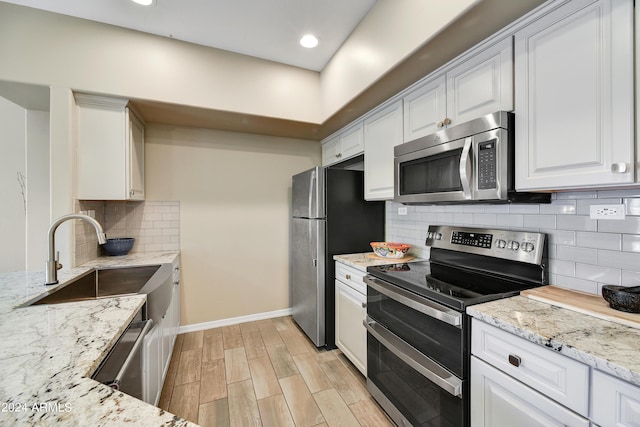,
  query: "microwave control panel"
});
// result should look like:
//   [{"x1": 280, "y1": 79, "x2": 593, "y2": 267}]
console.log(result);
[{"x1": 477, "y1": 140, "x2": 497, "y2": 190}]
